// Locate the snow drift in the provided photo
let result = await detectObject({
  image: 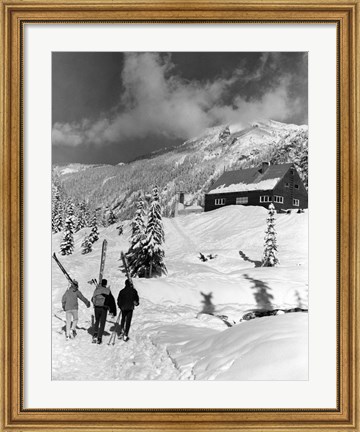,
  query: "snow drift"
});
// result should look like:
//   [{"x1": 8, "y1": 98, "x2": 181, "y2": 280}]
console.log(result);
[{"x1": 52, "y1": 205, "x2": 308, "y2": 381}]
